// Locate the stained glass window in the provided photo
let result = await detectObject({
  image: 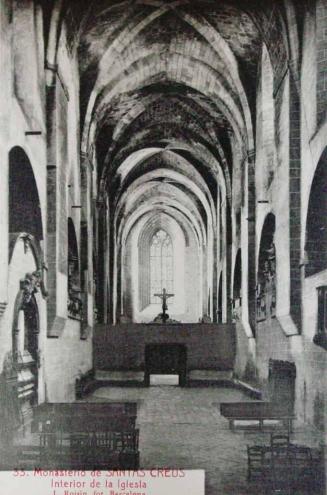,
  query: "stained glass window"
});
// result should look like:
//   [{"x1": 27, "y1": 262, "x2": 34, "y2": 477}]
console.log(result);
[{"x1": 150, "y1": 230, "x2": 174, "y2": 304}]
